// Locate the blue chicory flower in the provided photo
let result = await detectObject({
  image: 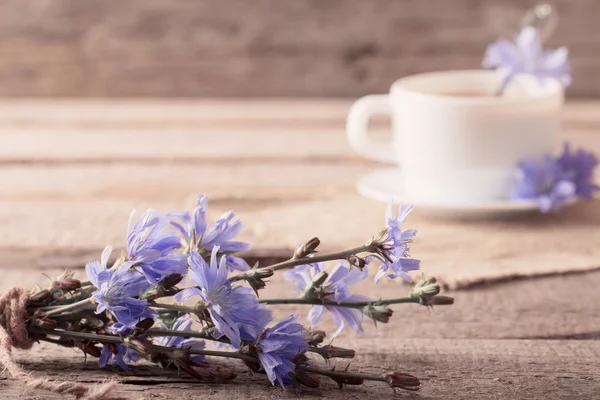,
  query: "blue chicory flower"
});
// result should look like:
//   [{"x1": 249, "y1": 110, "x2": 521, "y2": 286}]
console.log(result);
[
  {"x1": 86, "y1": 246, "x2": 156, "y2": 327},
  {"x1": 174, "y1": 248, "x2": 272, "y2": 349},
  {"x1": 170, "y1": 194, "x2": 251, "y2": 273},
  {"x1": 511, "y1": 156, "x2": 575, "y2": 212},
  {"x1": 99, "y1": 343, "x2": 131, "y2": 370},
  {"x1": 257, "y1": 315, "x2": 309, "y2": 389},
  {"x1": 483, "y1": 26, "x2": 571, "y2": 94},
  {"x1": 556, "y1": 143, "x2": 599, "y2": 199},
  {"x1": 374, "y1": 203, "x2": 421, "y2": 283},
  {"x1": 283, "y1": 261, "x2": 372, "y2": 338},
  {"x1": 156, "y1": 314, "x2": 206, "y2": 363},
  {"x1": 97, "y1": 324, "x2": 143, "y2": 370},
  {"x1": 510, "y1": 142, "x2": 598, "y2": 211},
  {"x1": 126, "y1": 209, "x2": 188, "y2": 284}
]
